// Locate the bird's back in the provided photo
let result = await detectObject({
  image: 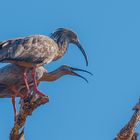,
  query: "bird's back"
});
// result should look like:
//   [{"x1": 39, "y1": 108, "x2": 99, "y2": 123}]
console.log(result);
[
  {"x1": 0, "y1": 64, "x2": 44, "y2": 86},
  {"x1": 0, "y1": 83, "x2": 14, "y2": 98},
  {"x1": 0, "y1": 35, "x2": 59, "y2": 67}
]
